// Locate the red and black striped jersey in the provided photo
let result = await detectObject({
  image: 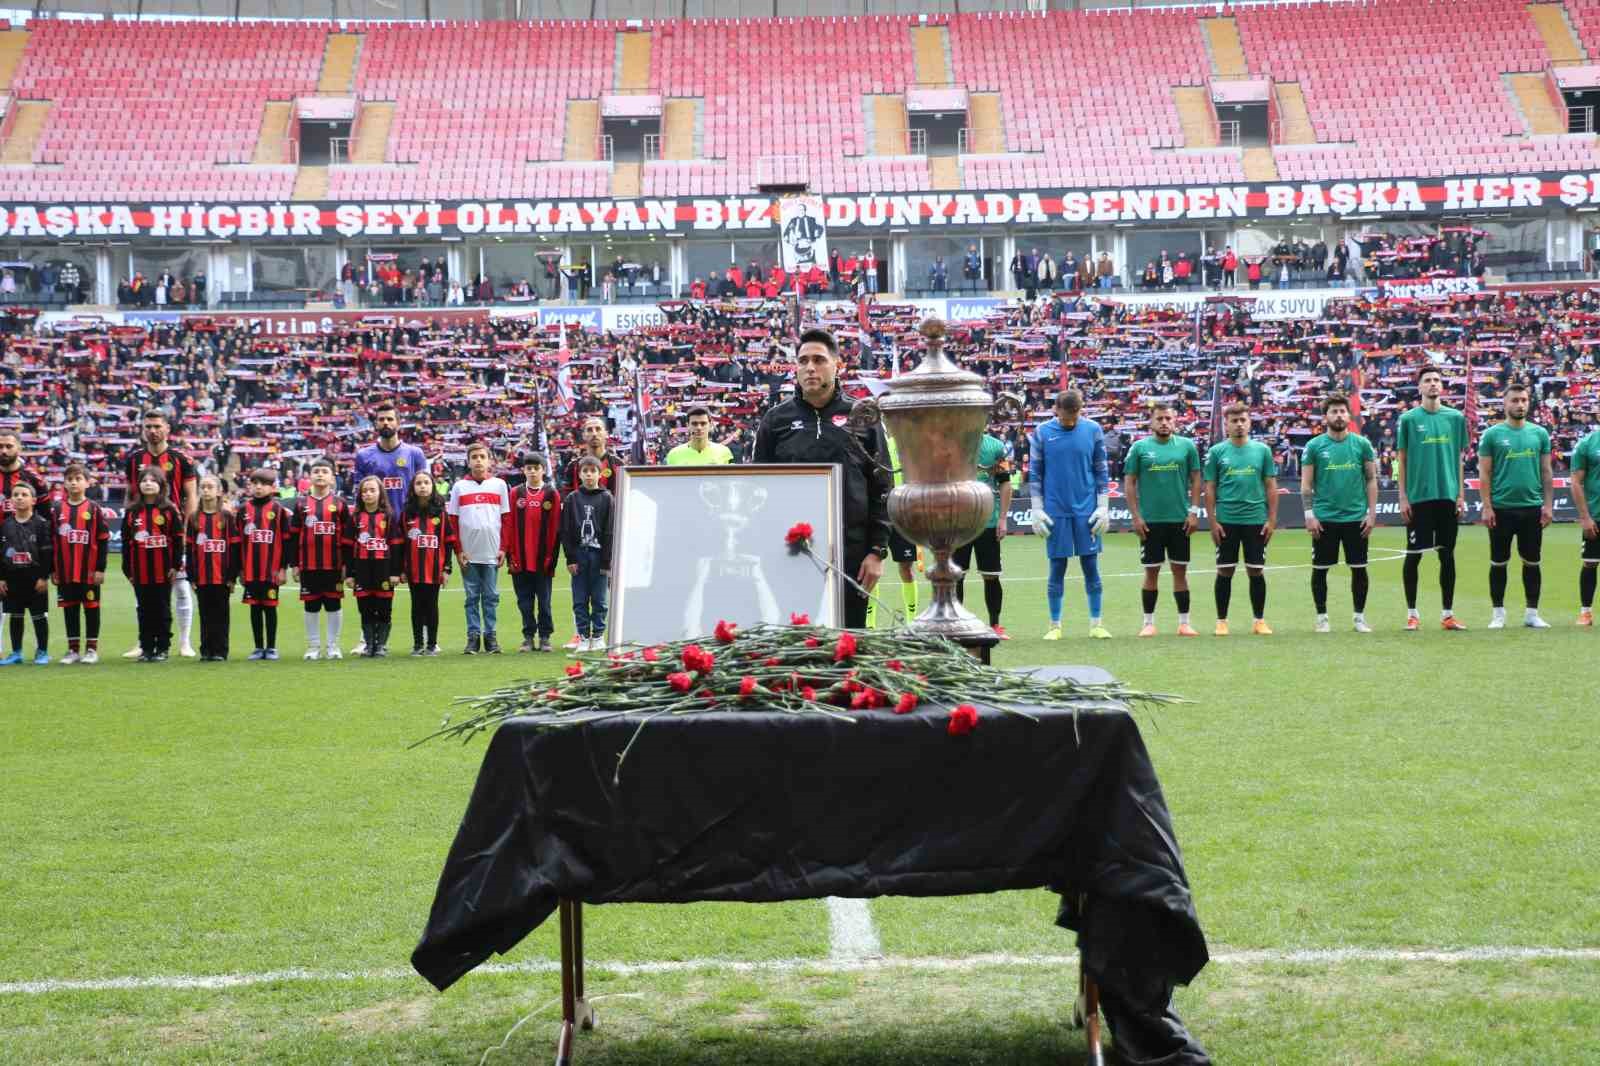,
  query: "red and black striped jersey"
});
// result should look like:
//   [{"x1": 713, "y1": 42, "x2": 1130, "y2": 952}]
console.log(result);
[
  {"x1": 400, "y1": 511, "x2": 456, "y2": 585},
  {"x1": 293, "y1": 493, "x2": 346, "y2": 571},
  {"x1": 51, "y1": 497, "x2": 112, "y2": 584},
  {"x1": 342, "y1": 508, "x2": 403, "y2": 570},
  {"x1": 186, "y1": 510, "x2": 239, "y2": 587},
  {"x1": 123, "y1": 447, "x2": 197, "y2": 511},
  {"x1": 0, "y1": 464, "x2": 51, "y2": 520},
  {"x1": 564, "y1": 452, "x2": 624, "y2": 495},
  {"x1": 234, "y1": 498, "x2": 294, "y2": 583},
  {"x1": 507, "y1": 484, "x2": 562, "y2": 575},
  {"x1": 121, "y1": 501, "x2": 185, "y2": 585}
]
